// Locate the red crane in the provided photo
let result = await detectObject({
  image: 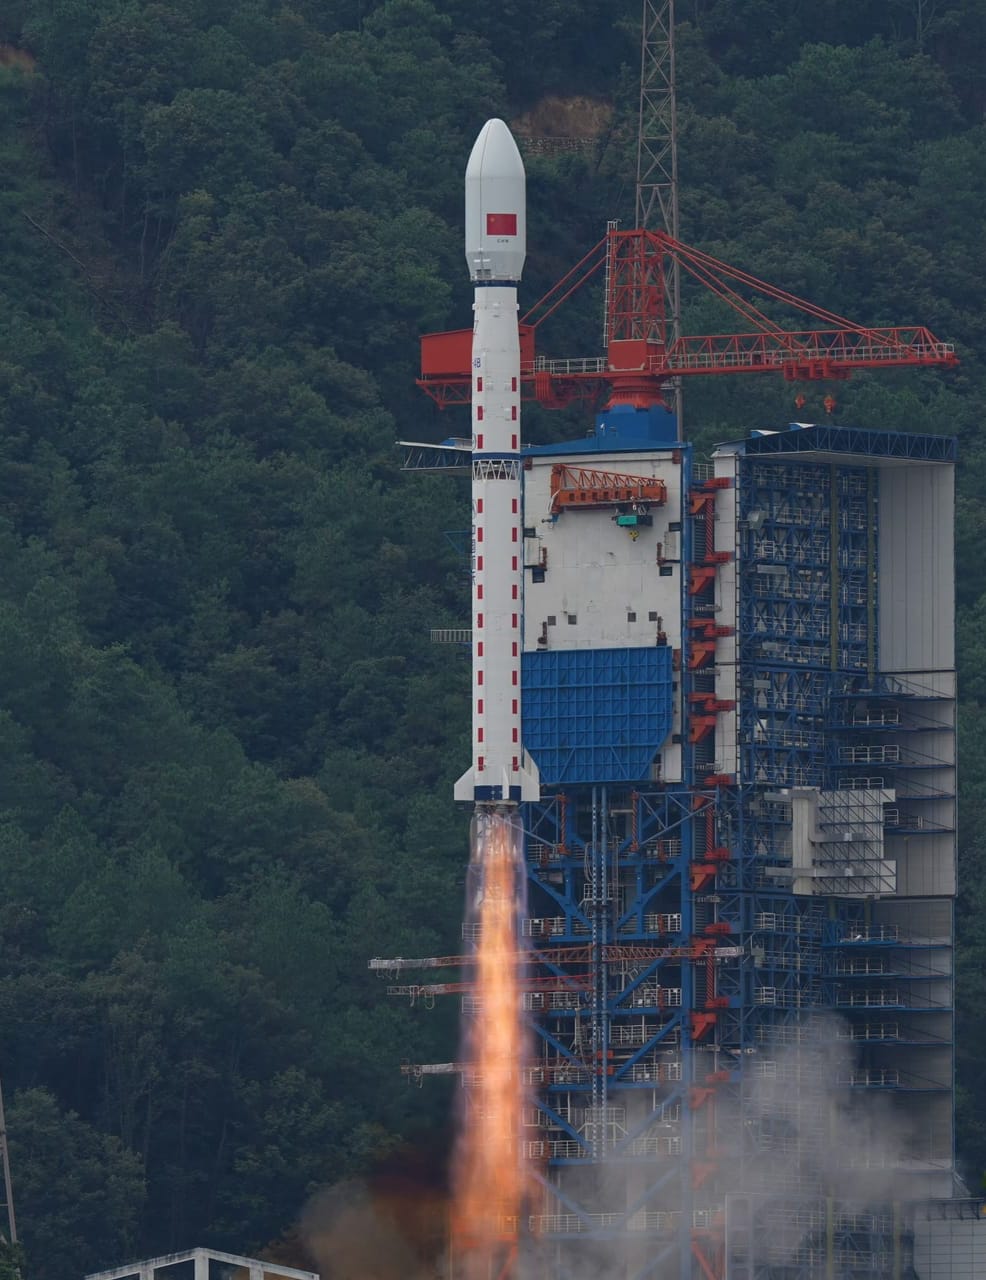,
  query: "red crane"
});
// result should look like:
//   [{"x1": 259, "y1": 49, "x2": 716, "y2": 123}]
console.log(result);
[{"x1": 417, "y1": 227, "x2": 957, "y2": 412}]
